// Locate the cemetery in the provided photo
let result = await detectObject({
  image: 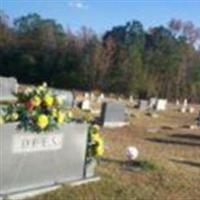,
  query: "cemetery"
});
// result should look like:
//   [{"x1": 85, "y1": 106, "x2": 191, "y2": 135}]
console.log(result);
[
  {"x1": 0, "y1": 77, "x2": 200, "y2": 200},
  {"x1": 0, "y1": 1, "x2": 200, "y2": 200}
]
